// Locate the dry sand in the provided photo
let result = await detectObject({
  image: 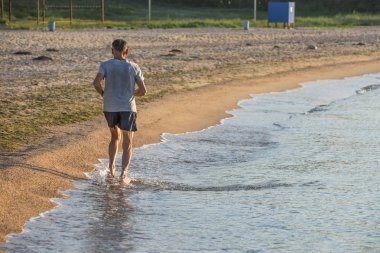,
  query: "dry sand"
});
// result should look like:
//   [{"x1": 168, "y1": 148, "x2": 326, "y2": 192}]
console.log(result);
[{"x1": 1, "y1": 27, "x2": 380, "y2": 243}]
